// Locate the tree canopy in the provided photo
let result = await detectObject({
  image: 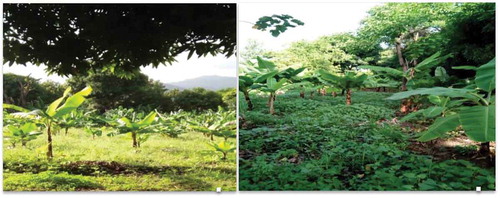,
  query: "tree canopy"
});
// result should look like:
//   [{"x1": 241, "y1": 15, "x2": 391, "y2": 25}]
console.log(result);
[{"x1": 3, "y1": 4, "x2": 236, "y2": 76}]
